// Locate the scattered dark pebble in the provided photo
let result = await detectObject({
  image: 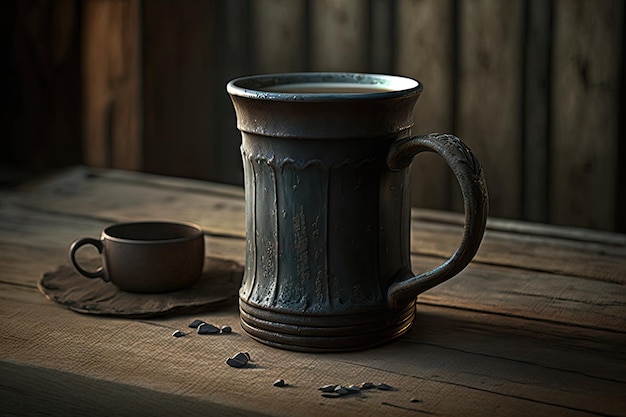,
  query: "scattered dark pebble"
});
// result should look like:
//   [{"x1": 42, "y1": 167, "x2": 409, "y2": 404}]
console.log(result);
[
  {"x1": 188, "y1": 319, "x2": 205, "y2": 328},
  {"x1": 410, "y1": 398, "x2": 422, "y2": 403},
  {"x1": 220, "y1": 325, "x2": 232, "y2": 334},
  {"x1": 226, "y1": 351, "x2": 250, "y2": 368},
  {"x1": 346, "y1": 385, "x2": 360, "y2": 393},
  {"x1": 226, "y1": 358, "x2": 245, "y2": 368},
  {"x1": 197, "y1": 323, "x2": 220, "y2": 334},
  {"x1": 273, "y1": 379, "x2": 286, "y2": 387},
  {"x1": 171, "y1": 330, "x2": 185, "y2": 338},
  {"x1": 334, "y1": 386, "x2": 349, "y2": 395},
  {"x1": 320, "y1": 381, "x2": 396, "y2": 398}
]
